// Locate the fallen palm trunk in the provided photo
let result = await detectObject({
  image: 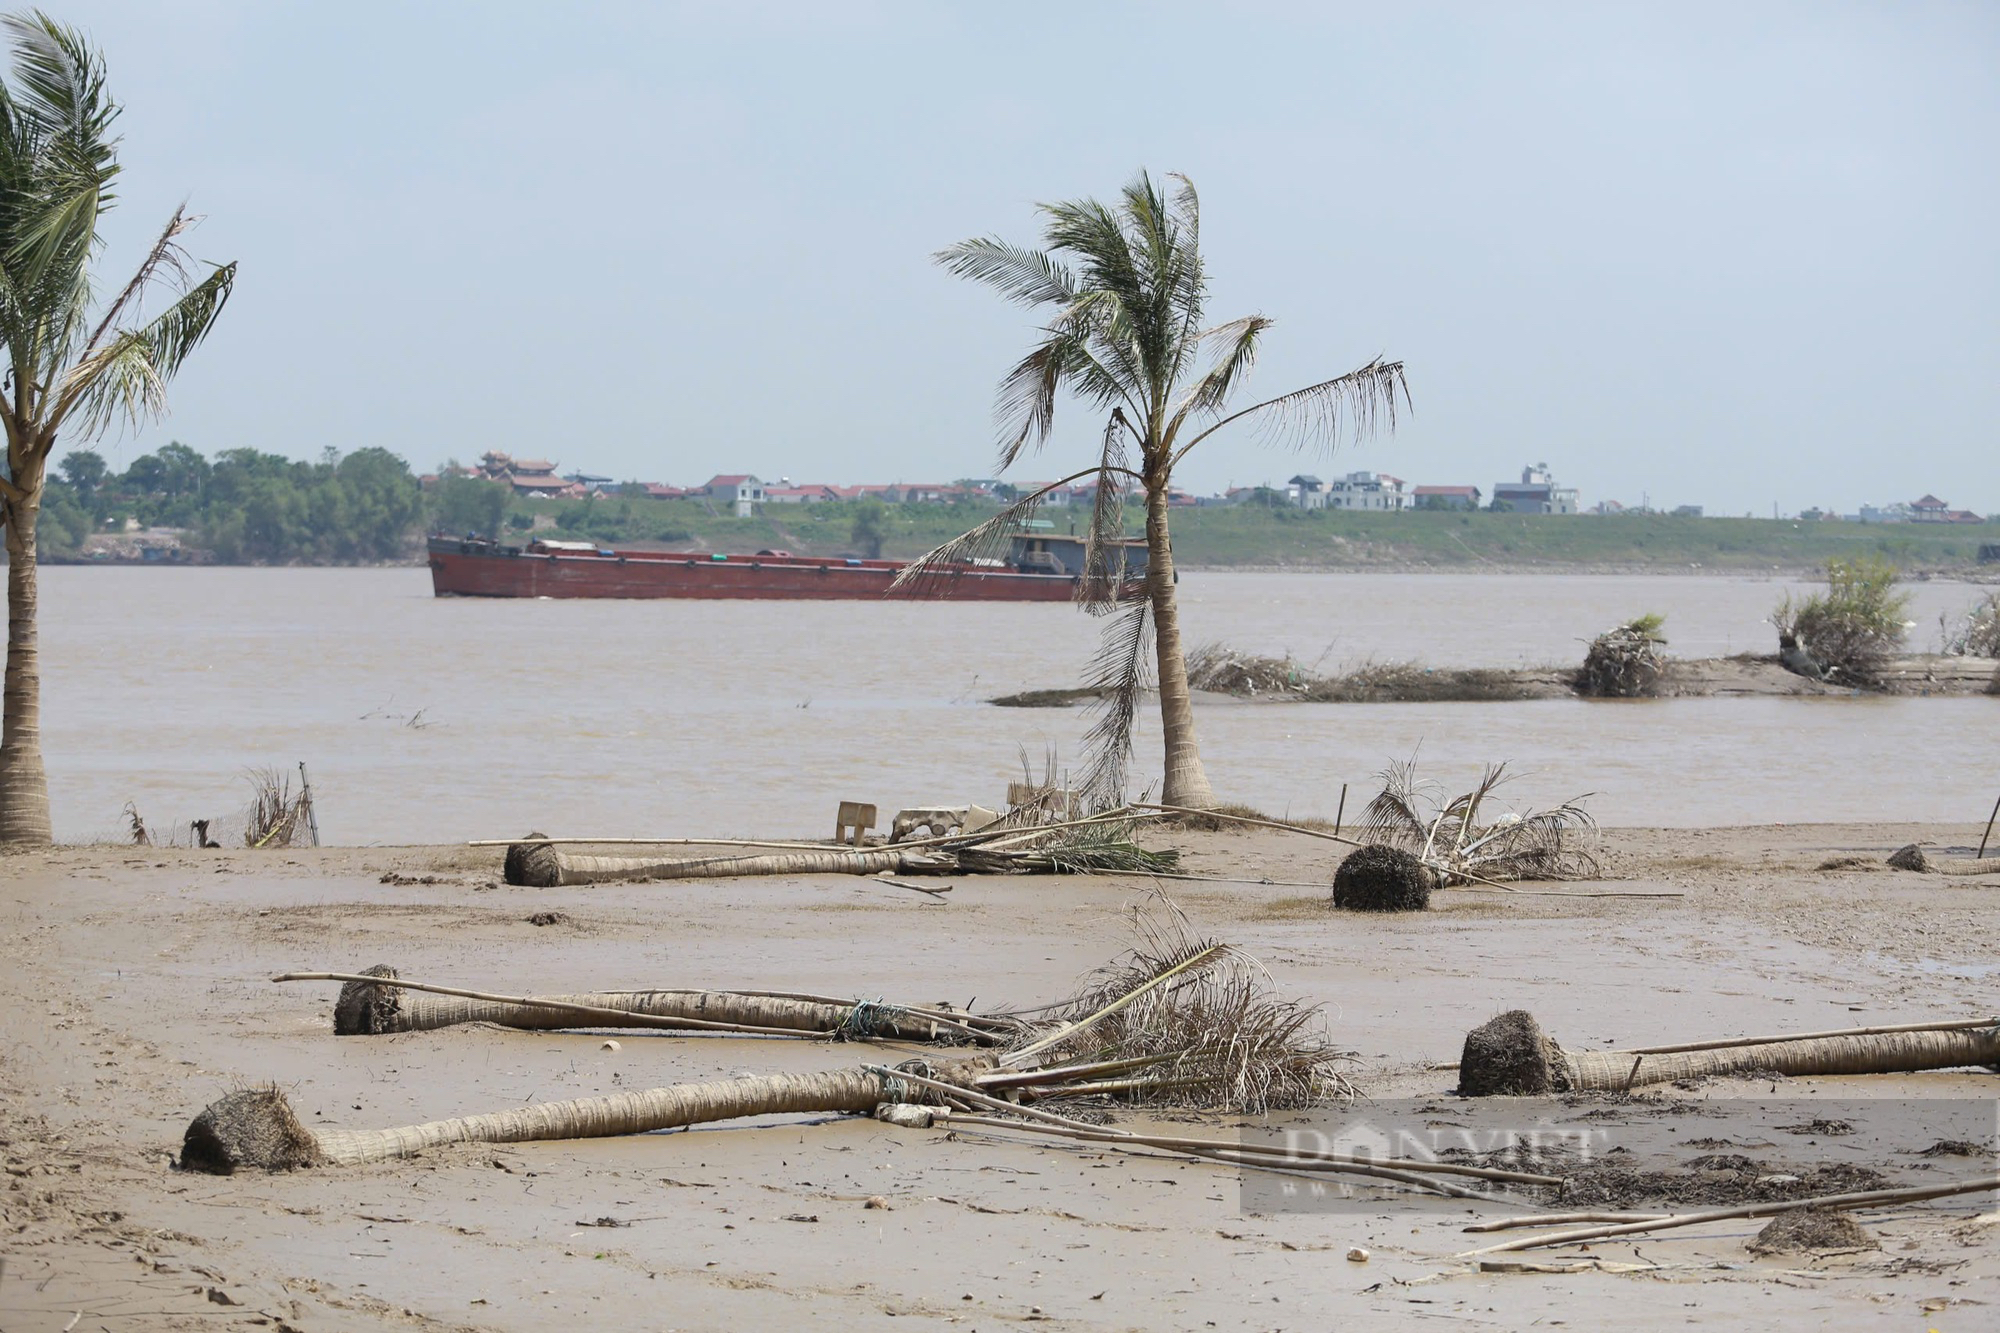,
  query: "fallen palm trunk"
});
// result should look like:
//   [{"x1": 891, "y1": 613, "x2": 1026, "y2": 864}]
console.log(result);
[
  {"x1": 1458, "y1": 1010, "x2": 2000, "y2": 1095},
  {"x1": 189, "y1": 897, "x2": 1350, "y2": 1173},
  {"x1": 507, "y1": 845, "x2": 939, "y2": 887},
  {"x1": 289, "y1": 967, "x2": 1015, "y2": 1045},
  {"x1": 503, "y1": 834, "x2": 1176, "y2": 886},
  {"x1": 1458, "y1": 1175, "x2": 2000, "y2": 1256},
  {"x1": 1931, "y1": 859, "x2": 2000, "y2": 877},
  {"x1": 182, "y1": 1068, "x2": 916, "y2": 1173}
]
